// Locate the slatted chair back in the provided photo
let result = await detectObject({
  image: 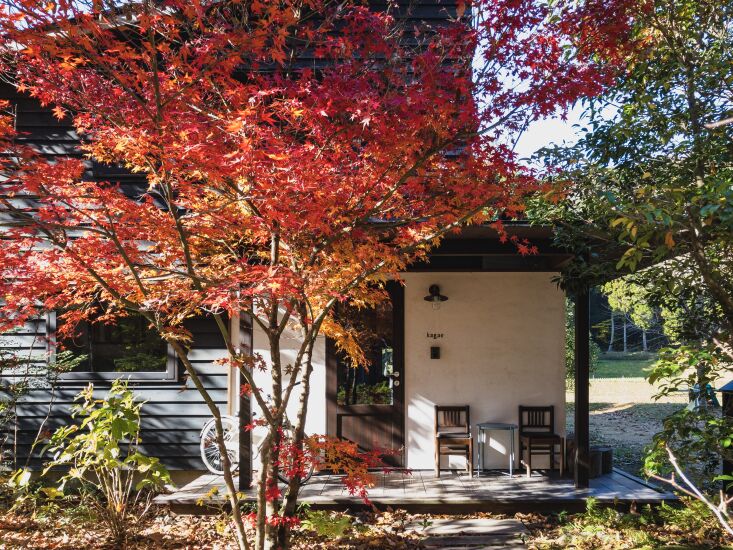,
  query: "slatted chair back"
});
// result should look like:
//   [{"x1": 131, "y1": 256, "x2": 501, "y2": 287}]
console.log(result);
[
  {"x1": 435, "y1": 405, "x2": 470, "y2": 435},
  {"x1": 518, "y1": 405, "x2": 555, "y2": 434}
]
